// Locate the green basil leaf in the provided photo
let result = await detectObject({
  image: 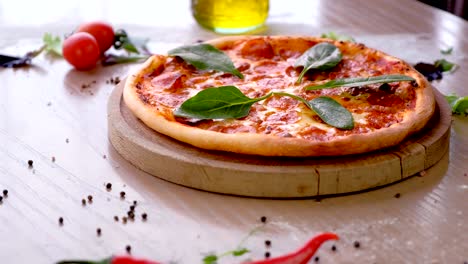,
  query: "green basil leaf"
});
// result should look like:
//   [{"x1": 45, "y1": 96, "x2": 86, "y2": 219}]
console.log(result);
[
  {"x1": 42, "y1": 33, "x2": 62, "y2": 56},
  {"x1": 321, "y1": 31, "x2": 355, "y2": 42},
  {"x1": 168, "y1": 43, "x2": 243, "y2": 79},
  {"x1": 310, "y1": 96, "x2": 354, "y2": 130},
  {"x1": 445, "y1": 94, "x2": 468, "y2": 115},
  {"x1": 232, "y1": 248, "x2": 249, "y2": 256},
  {"x1": 305, "y1": 74, "x2": 415, "y2": 90},
  {"x1": 434, "y1": 59, "x2": 458, "y2": 73},
  {"x1": 202, "y1": 255, "x2": 218, "y2": 264},
  {"x1": 294, "y1": 42, "x2": 342, "y2": 84},
  {"x1": 174, "y1": 86, "x2": 269, "y2": 119},
  {"x1": 440, "y1": 47, "x2": 453, "y2": 55},
  {"x1": 101, "y1": 54, "x2": 149, "y2": 66}
]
